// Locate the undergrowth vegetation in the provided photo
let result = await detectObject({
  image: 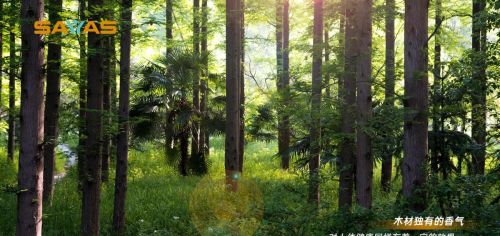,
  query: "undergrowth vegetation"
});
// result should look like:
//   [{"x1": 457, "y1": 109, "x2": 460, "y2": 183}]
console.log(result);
[{"x1": 1, "y1": 136, "x2": 498, "y2": 235}]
